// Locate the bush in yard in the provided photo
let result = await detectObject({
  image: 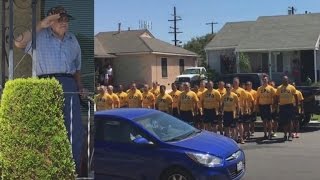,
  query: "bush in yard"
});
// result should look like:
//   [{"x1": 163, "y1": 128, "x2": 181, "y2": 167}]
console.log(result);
[{"x1": 0, "y1": 78, "x2": 75, "y2": 179}]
